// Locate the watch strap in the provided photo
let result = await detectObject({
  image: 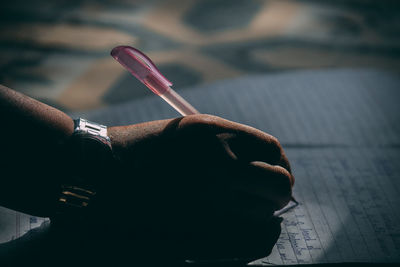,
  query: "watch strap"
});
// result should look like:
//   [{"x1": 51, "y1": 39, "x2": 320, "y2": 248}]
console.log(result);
[
  {"x1": 53, "y1": 118, "x2": 113, "y2": 224},
  {"x1": 74, "y1": 118, "x2": 110, "y2": 143}
]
